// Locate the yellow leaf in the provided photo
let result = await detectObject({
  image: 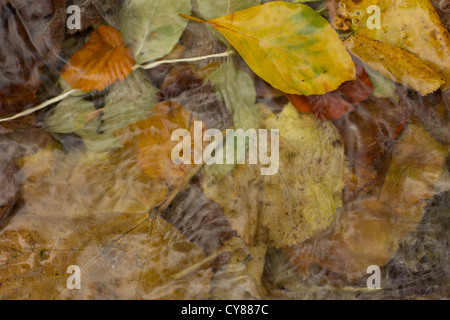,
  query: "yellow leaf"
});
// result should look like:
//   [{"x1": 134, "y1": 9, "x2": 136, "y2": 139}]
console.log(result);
[
  {"x1": 345, "y1": 36, "x2": 444, "y2": 96},
  {"x1": 203, "y1": 103, "x2": 346, "y2": 248},
  {"x1": 182, "y1": 1, "x2": 355, "y2": 95},
  {"x1": 335, "y1": 0, "x2": 450, "y2": 94}
]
